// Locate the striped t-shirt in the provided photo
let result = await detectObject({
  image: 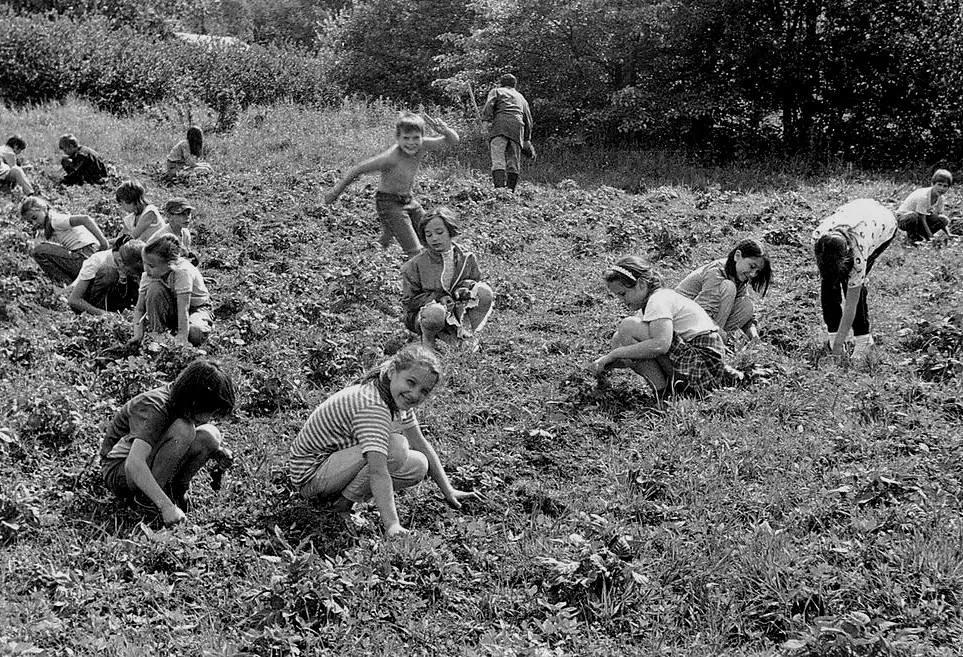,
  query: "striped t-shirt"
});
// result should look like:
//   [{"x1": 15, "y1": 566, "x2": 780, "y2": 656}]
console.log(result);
[{"x1": 288, "y1": 381, "x2": 418, "y2": 488}]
